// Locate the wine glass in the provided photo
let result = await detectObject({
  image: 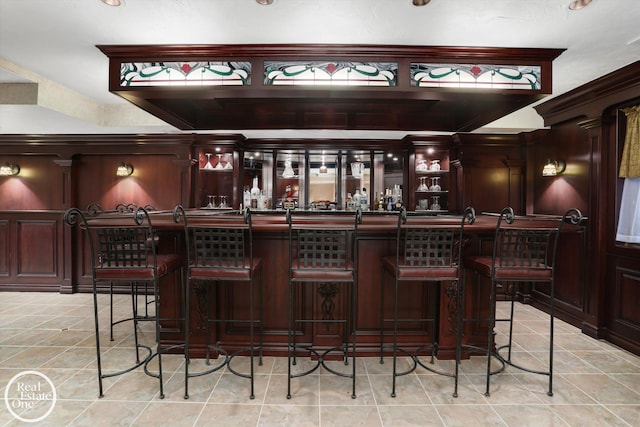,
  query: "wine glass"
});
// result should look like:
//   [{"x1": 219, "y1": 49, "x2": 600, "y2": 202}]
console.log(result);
[
  {"x1": 206, "y1": 195, "x2": 216, "y2": 208},
  {"x1": 214, "y1": 153, "x2": 224, "y2": 169},
  {"x1": 203, "y1": 153, "x2": 214, "y2": 170},
  {"x1": 224, "y1": 153, "x2": 233, "y2": 169},
  {"x1": 418, "y1": 177, "x2": 428, "y2": 192},
  {"x1": 219, "y1": 195, "x2": 228, "y2": 209},
  {"x1": 429, "y1": 176, "x2": 441, "y2": 191},
  {"x1": 430, "y1": 196, "x2": 441, "y2": 211}
]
